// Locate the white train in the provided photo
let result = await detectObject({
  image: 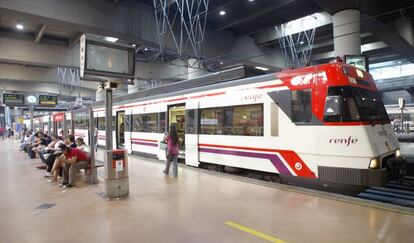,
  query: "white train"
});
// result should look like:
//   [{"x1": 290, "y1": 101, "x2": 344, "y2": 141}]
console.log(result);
[{"x1": 90, "y1": 62, "x2": 403, "y2": 192}]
